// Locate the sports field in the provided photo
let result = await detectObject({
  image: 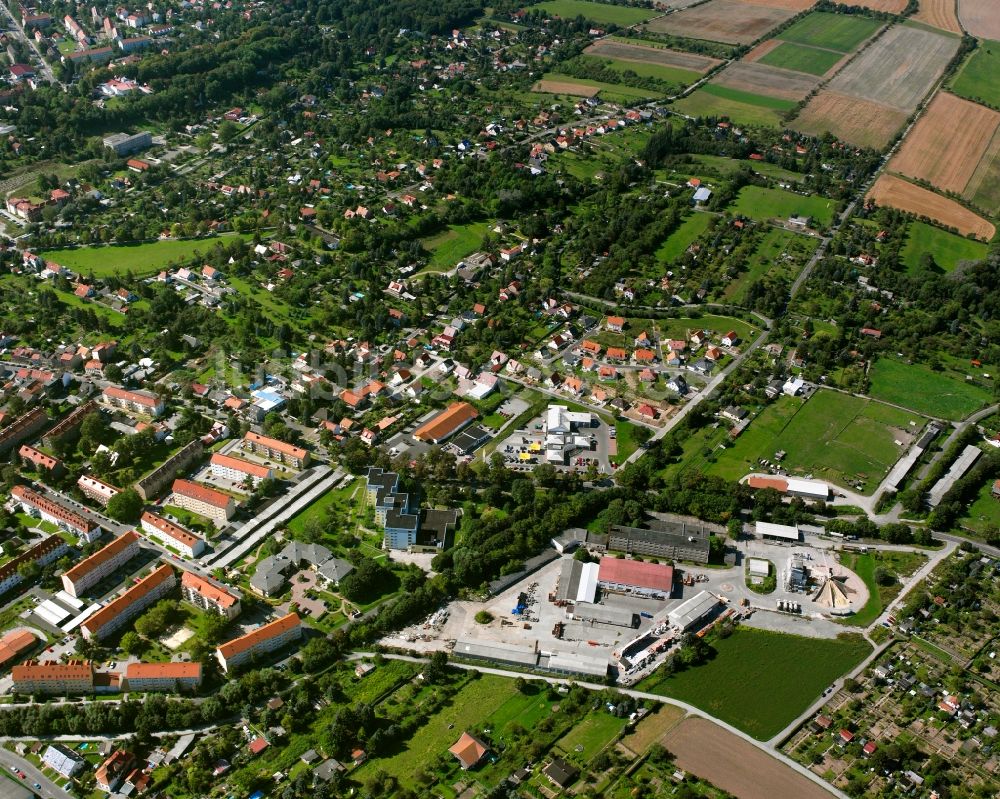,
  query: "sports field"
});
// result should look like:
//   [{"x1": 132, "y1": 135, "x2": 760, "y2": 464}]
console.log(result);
[
  {"x1": 655, "y1": 212, "x2": 713, "y2": 262},
  {"x1": 952, "y1": 40, "x2": 1000, "y2": 108},
  {"x1": 533, "y1": 0, "x2": 657, "y2": 25},
  {"x1": 40, "y1": 233, "x2": 253, "y2": 277},
  {"x1": 728, "y1": 185, "x2": 836, "y2": 225},
  {"x1": 868, "y1": 358, "x2": 992, "y2": 420},
  {"x1": 707, "y1": 390, "x2": 924, "y2": 493},
  {"x1": 777, "y1": 10, "x2": 882, "y2": 51},
  {"x1": 902, "y1": 220, "x2": 989, "y2": 273},
  {"x1": 638, "y1": 628, "x2": 872, "y2": 739}
]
